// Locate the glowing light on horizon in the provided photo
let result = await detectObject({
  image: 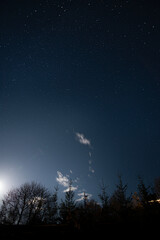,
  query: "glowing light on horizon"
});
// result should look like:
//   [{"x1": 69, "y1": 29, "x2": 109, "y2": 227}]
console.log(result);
[{"x1": 0, "y1": 180, "x2": 6, "y2": 195}]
